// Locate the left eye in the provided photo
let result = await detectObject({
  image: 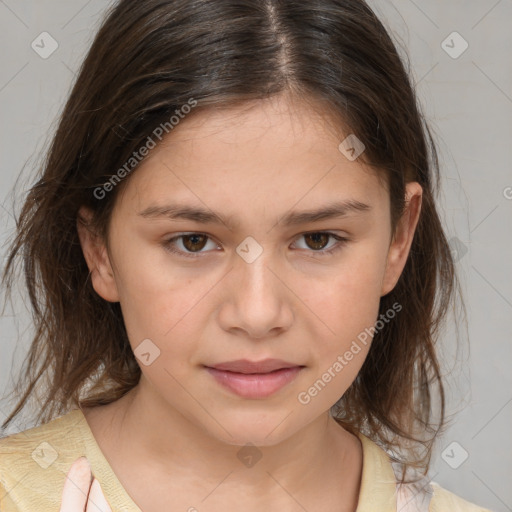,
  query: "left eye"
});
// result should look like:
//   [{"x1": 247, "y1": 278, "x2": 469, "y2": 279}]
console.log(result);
[
  {"x1": 293, "y1": 232, "x2": 346, "y2": 253},
  {"x1": 162, "y1": 232, "x2": 349, "y2": 258}
]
